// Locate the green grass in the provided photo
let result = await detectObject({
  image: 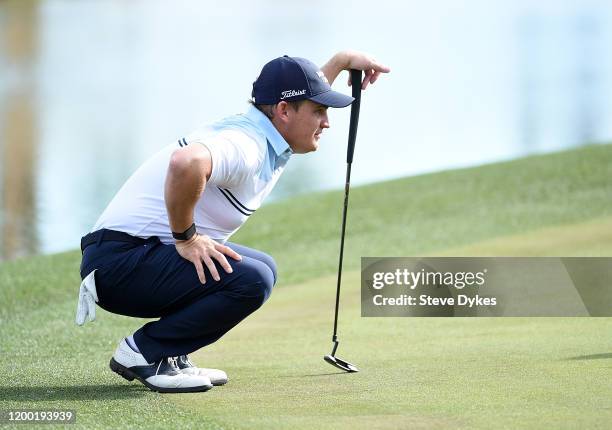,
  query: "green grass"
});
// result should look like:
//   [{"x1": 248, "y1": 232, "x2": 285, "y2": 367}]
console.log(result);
[{"x1": 1, "y1": 143, "x2": 612, "y2": 429}]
